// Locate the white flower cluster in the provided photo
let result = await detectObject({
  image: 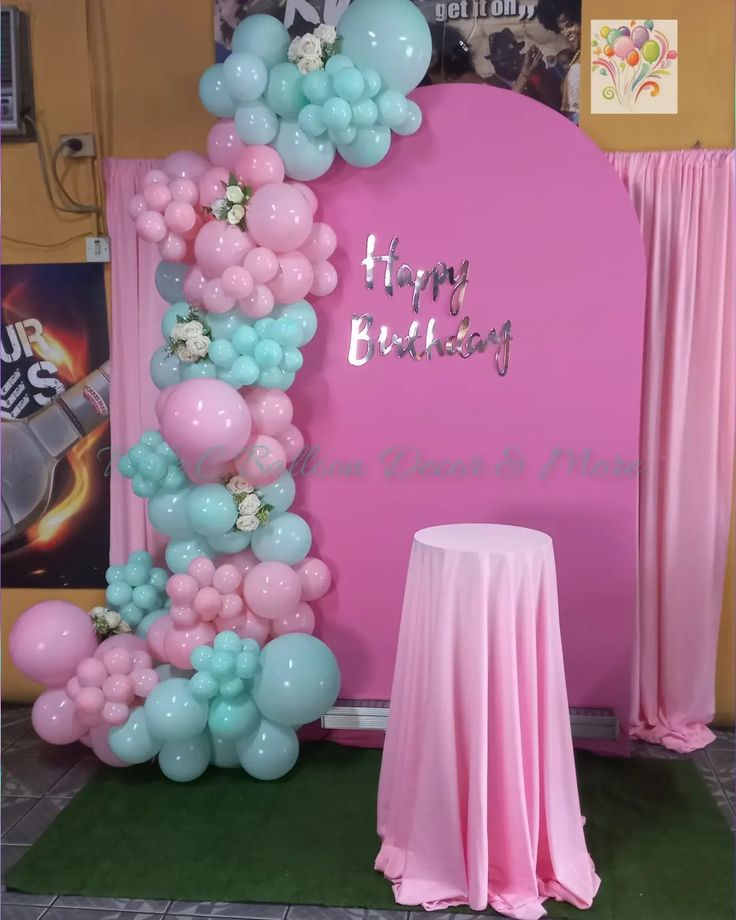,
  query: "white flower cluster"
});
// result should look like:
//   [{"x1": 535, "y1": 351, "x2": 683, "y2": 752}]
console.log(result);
[
  {"x1": 211, "y1": 183, "x2": 247, "y2": 226},
  {"x1": 226, "y1": 475, "x2": 270, "y2": 532},
  {"x1": 287, "y1": 23, "x2": 338, "y2": 75},
  {"x1": 89, "y1": 605, "x2": 132, "y2": 639},
  {"x1": 170, "y1": 318, "x2": 211, "y2": 364}
]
